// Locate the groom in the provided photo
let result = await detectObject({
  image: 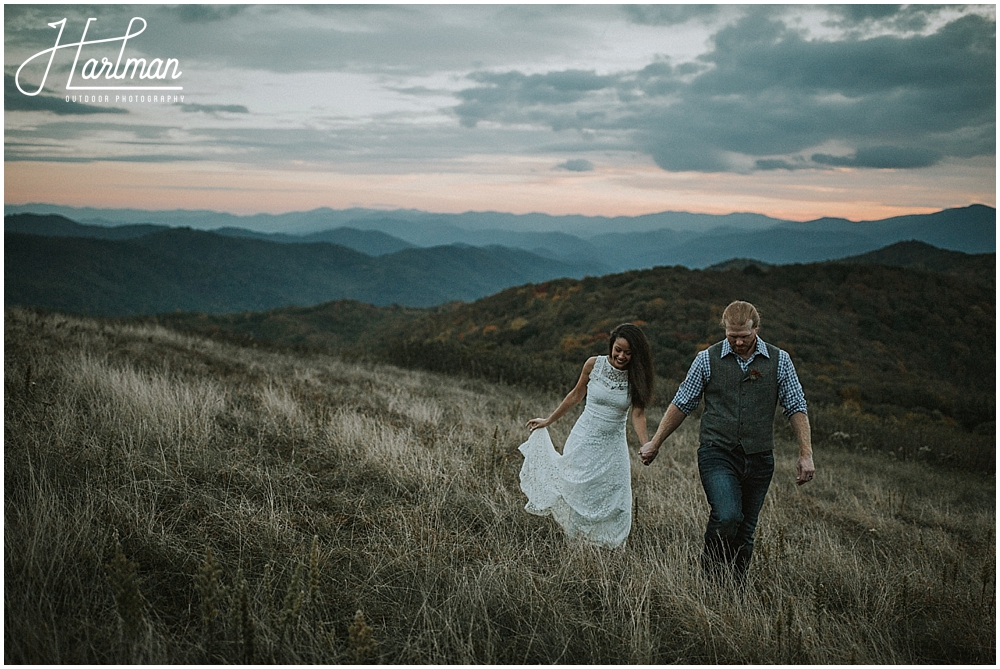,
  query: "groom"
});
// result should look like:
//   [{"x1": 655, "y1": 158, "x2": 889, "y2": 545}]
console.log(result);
[{"x1": 639, "y1": 300, "x2": 814, "y2": 581}]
